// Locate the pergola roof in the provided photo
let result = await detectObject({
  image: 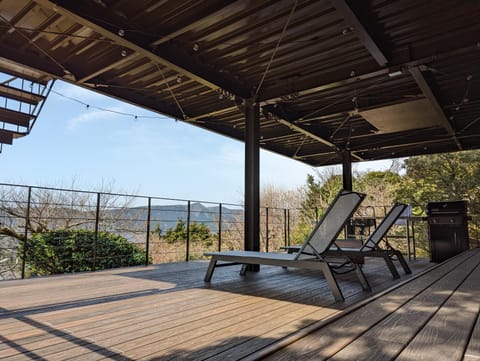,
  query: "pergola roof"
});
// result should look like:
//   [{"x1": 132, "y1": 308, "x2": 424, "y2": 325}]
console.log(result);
[{"x1": 1, "y1": 0, "x2": 479, "y2": 165}]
